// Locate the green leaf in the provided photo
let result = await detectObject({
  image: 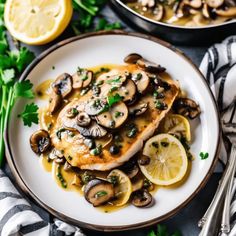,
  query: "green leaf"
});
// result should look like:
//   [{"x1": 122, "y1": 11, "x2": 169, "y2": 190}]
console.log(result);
[
  {"x1": 1, "y1": 69, "x2": 15, "y2": 84},
  {"x1": 148, "y1": 231, "x2": 157, "y2": 236},
  {"x1": 200, "y1": 151, "x2": 209, "y2": 160},
  {"x1": 157, "y1": 224, "x2": 168, "y2": 236},
  {"x1": 16, "y1": 47, "x2": 35, "y2": 73},
  {"x1": 96, "y1": 18, "x2": 122, "y2": 31},
  {"x1": 107, "y1": 93, "x2": 122, "y2": 107},
  {"x1": 95, "y1": 191, "x2": 107, "y2": 198},
  {"x1": 18, "y1": 103, "x2": 39, "y2": 127},
  {"x1": 14, "y1": 80, "x2": 34, "y2": 99},
  {"x1": 0, "y1": 55, "x2": 13, "y2": 70}
]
